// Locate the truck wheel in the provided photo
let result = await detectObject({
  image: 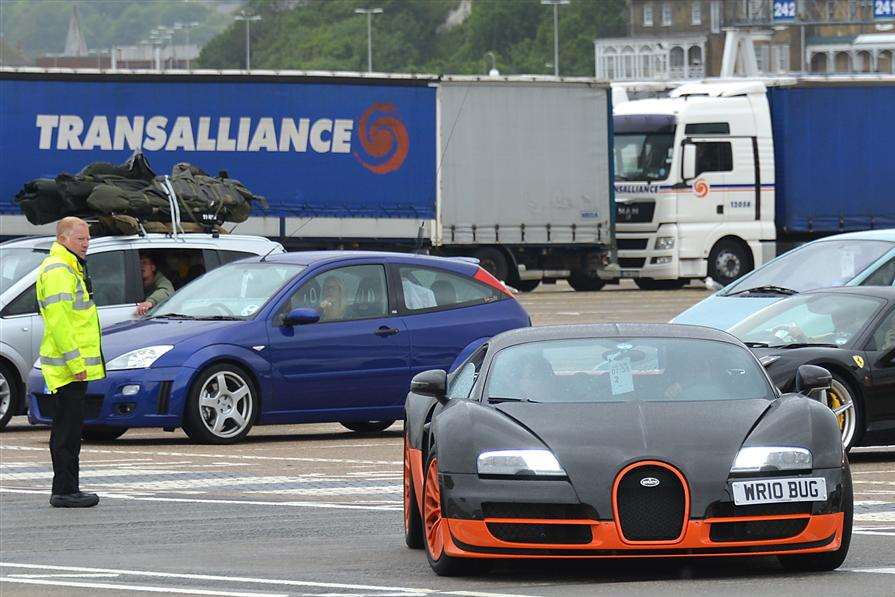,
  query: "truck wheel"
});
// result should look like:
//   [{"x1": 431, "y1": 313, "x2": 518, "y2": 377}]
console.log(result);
[
  {"x1": 568, "y1": 273, "x2": 605, "y2": 292},
  {"x1": 708, "y1": 239, "x2": 753, "y2": 286},
  {"x1": 0, "y1": 363, "x2": 21, "y2": 430},
  {"x1": 512, "y1": 279, "x2": 540, "y2": 292},
  {"x1": 473, "y1": 248, "x2": 509, "y2": 281},
  {"x1": 635, "y1": 278, "x2": 687, "y2": 290}
]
